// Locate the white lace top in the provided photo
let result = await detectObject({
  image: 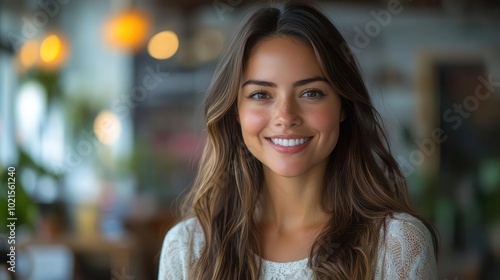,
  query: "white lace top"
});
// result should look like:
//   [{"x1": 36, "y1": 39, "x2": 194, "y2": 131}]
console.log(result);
[{"x1": 158, "y1": 213, "x2": 437, "y2": 279}]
